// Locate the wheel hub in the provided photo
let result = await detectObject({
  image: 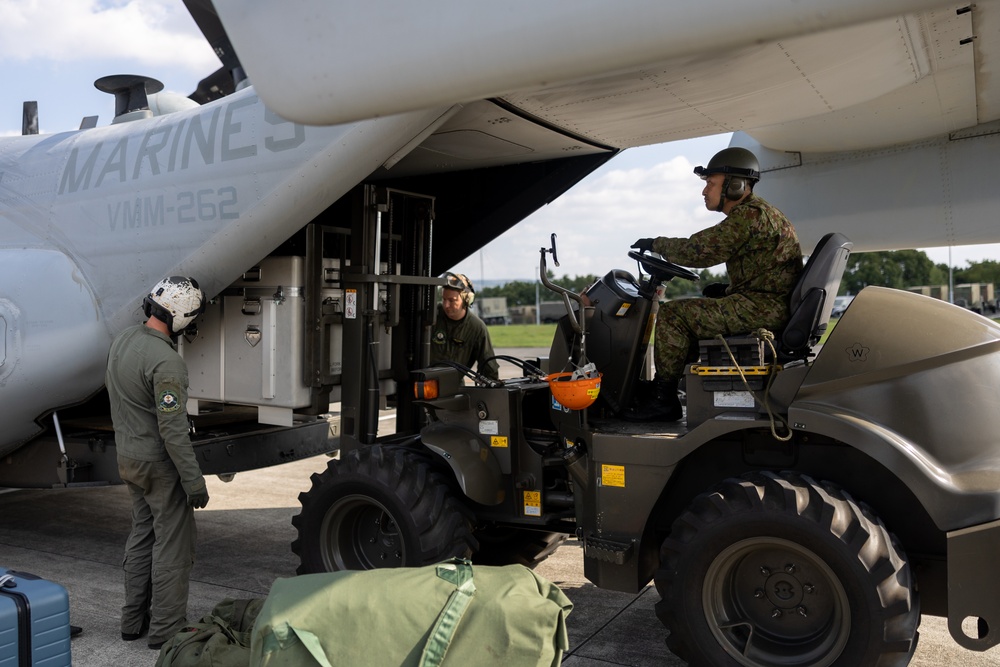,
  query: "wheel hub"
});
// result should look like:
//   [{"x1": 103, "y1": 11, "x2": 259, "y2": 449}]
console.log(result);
[
  {"x1": 704, "y1": 537, "x2": 850, "y2": 667},
  {"x1": 320, "y1": 494, "x2": 405, "y2": 570}
]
